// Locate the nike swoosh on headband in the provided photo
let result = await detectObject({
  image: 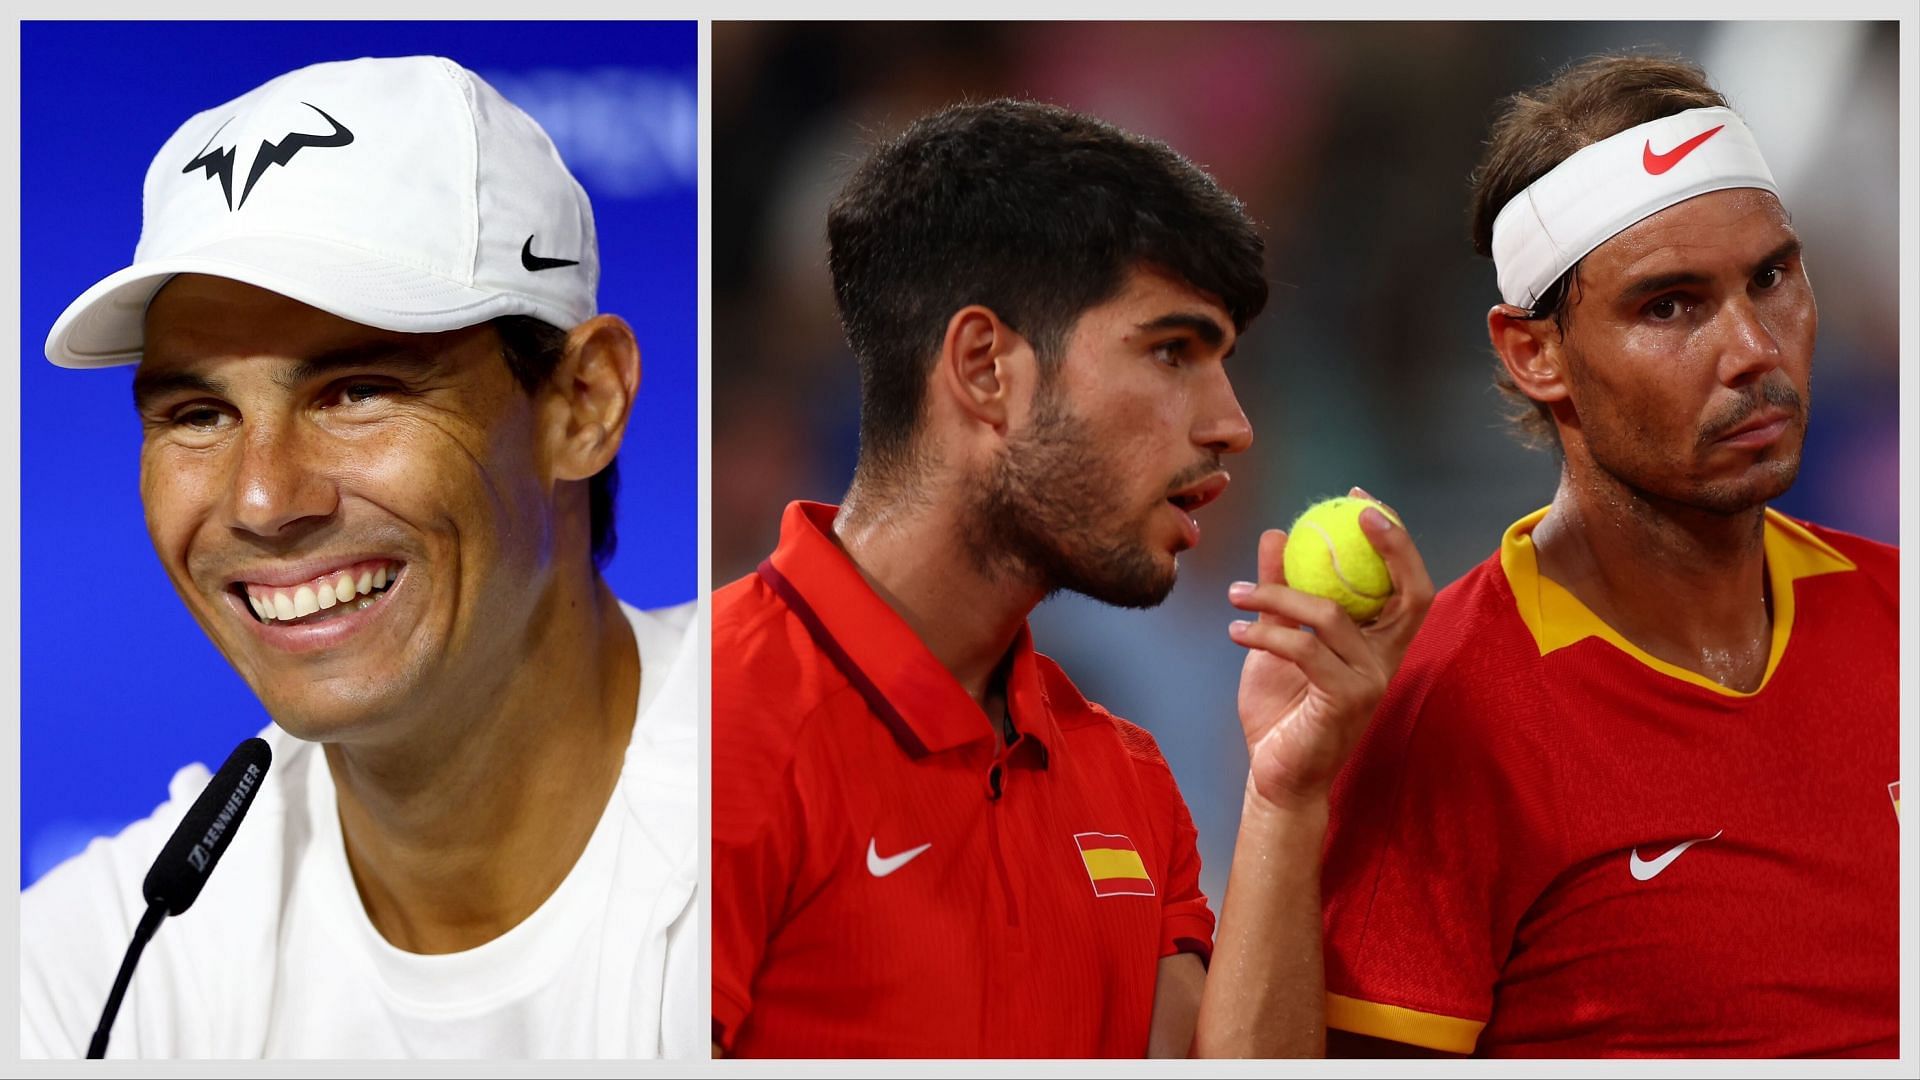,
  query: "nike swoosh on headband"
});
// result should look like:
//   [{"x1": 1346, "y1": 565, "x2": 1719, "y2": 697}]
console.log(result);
[{"x1": 1642, "y1": 124, "x2": 1724, "y2": 176}]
